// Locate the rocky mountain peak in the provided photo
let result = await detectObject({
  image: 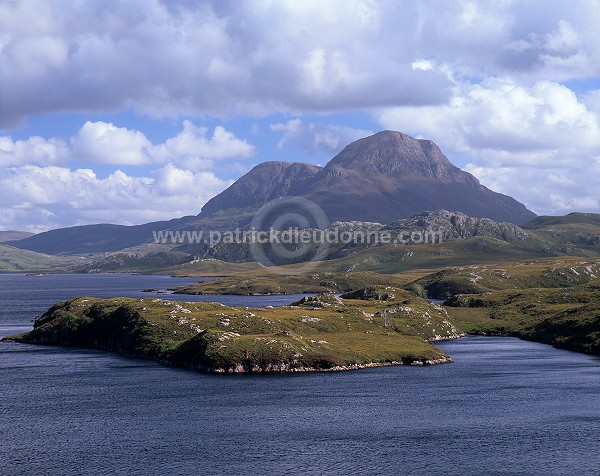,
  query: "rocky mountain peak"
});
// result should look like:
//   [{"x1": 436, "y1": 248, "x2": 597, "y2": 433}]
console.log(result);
[
  {"x1": 325, "y1": 130, "x2": 462, "y2": 182},
  {"x1": 197, "y1": 130, "x2": 536, "y2": 226}
]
